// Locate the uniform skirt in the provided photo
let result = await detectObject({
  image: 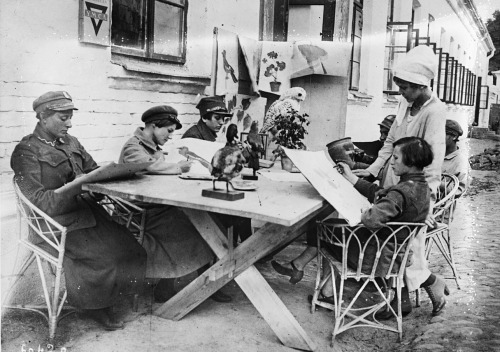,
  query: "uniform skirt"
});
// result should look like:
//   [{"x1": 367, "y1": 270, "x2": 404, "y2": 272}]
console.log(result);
[
  {"x1": 141, "y1": 206, "x2": 213, "y2": 278},
  {"x1": 61, "y1": 201, "x2": 147, "y2": 309}
]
